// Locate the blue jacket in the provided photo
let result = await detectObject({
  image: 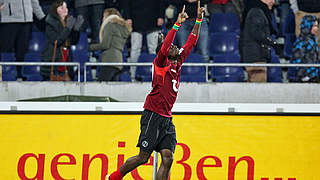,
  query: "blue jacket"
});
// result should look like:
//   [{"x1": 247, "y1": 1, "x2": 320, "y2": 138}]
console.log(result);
[{"x1": 292, "y1": 15, "x2": 319, "y2": 82}]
